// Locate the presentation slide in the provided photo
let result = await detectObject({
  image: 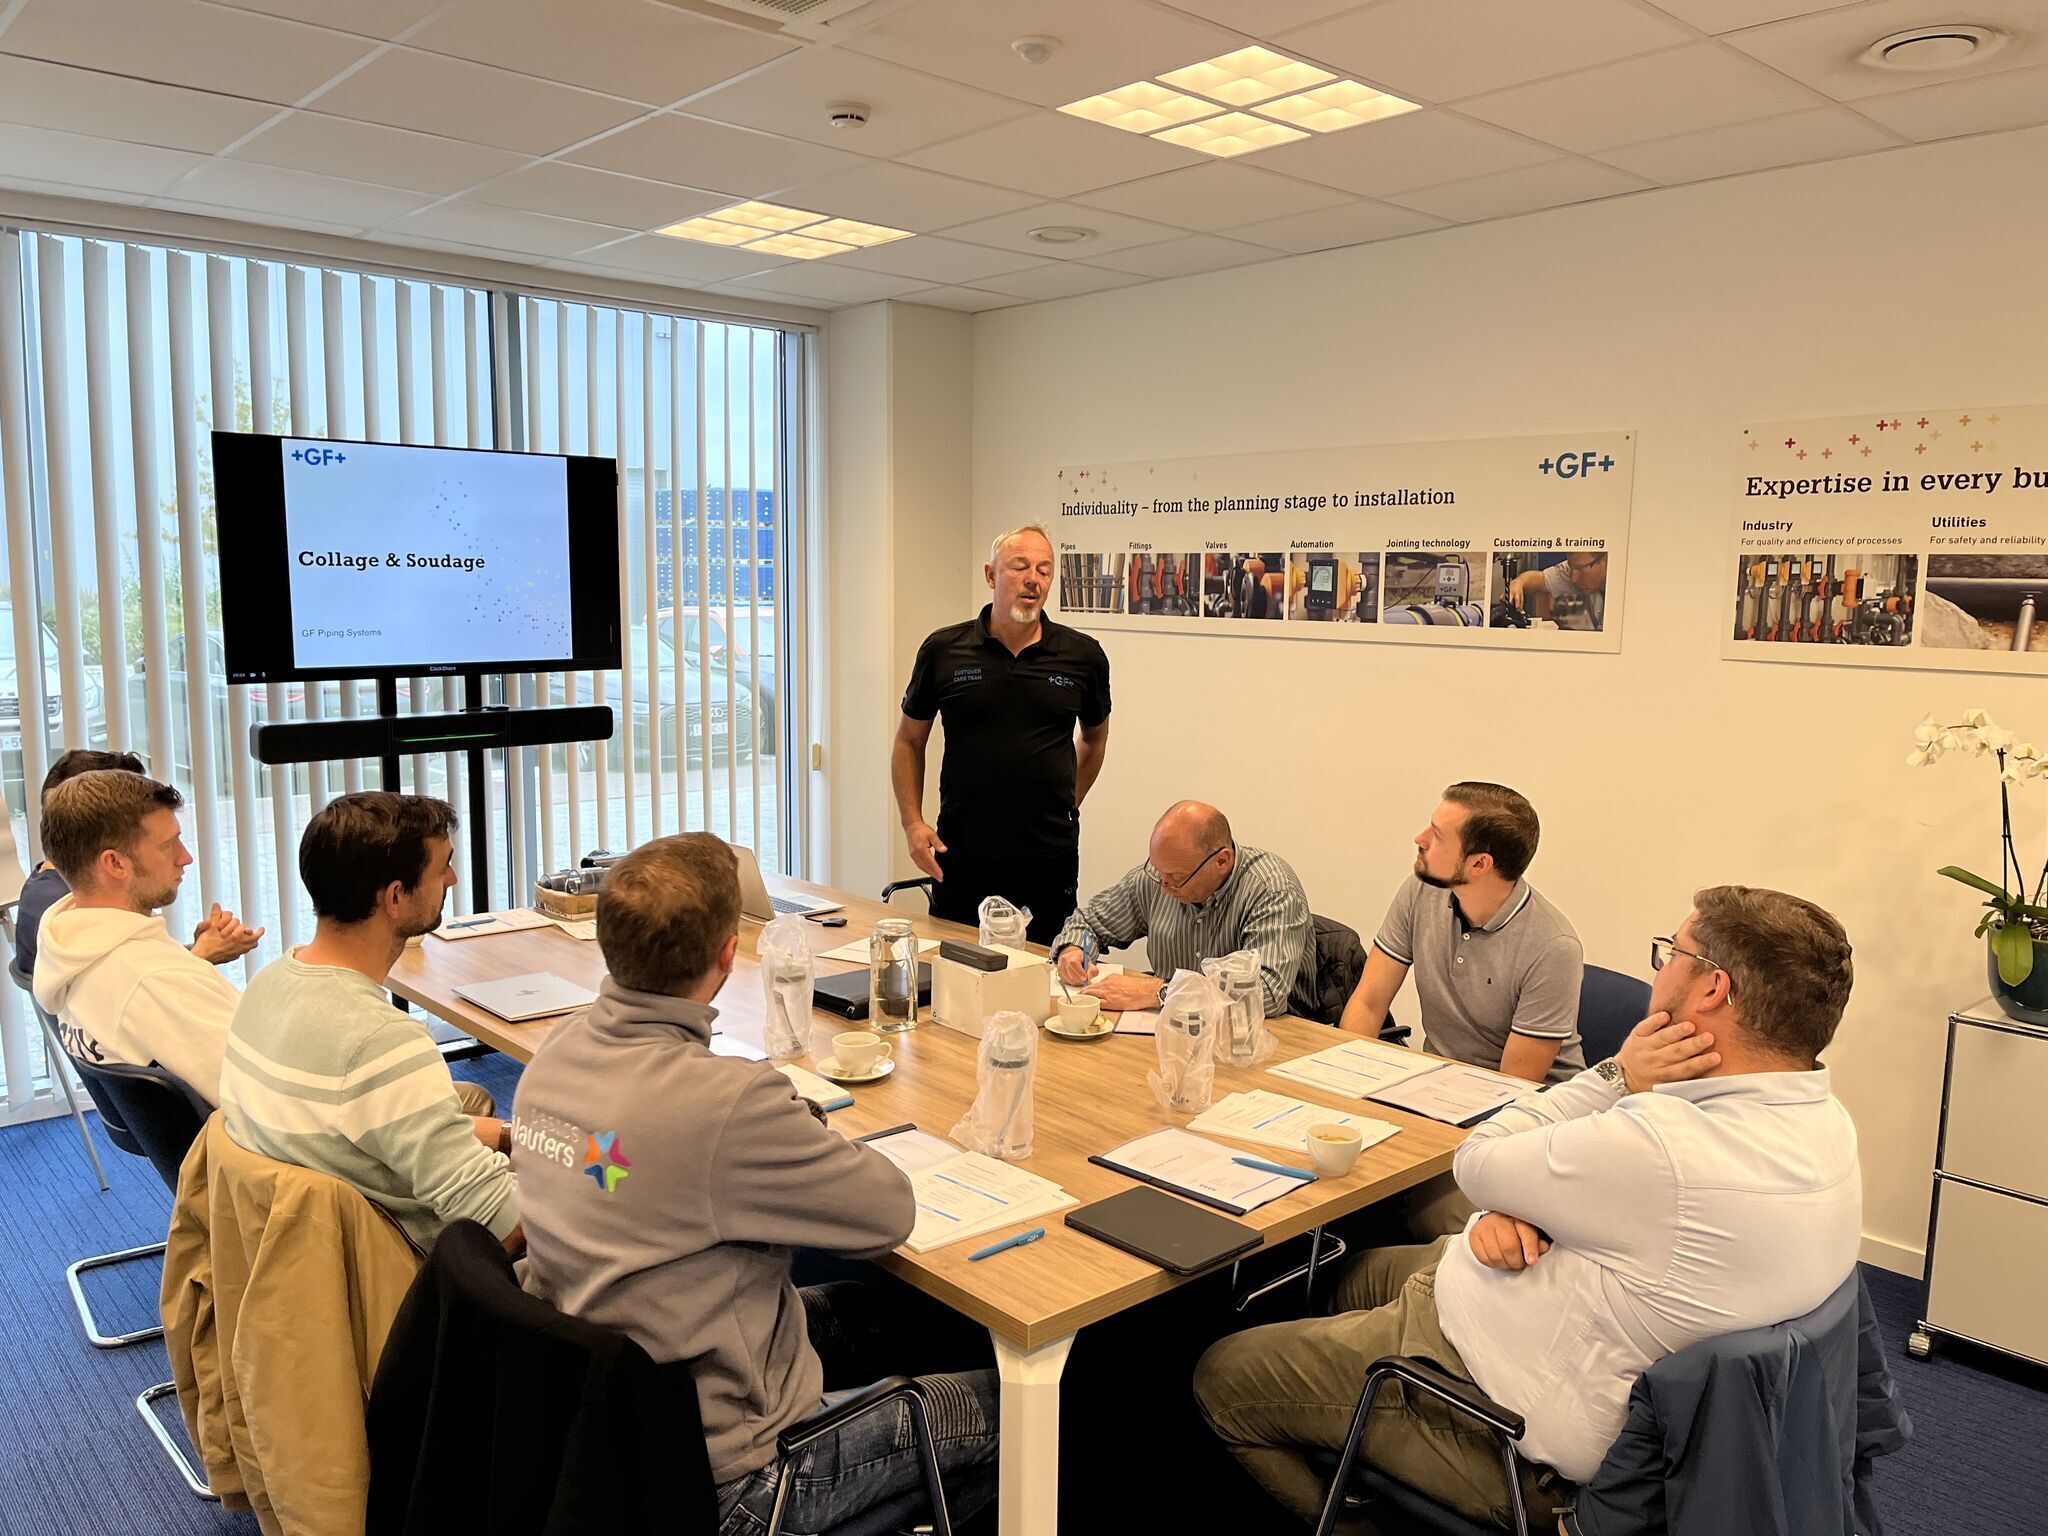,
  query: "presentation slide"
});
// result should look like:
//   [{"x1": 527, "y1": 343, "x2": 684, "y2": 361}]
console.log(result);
[{"x1": 281, "y1": 439, "x2": 574, "y2": 670}]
